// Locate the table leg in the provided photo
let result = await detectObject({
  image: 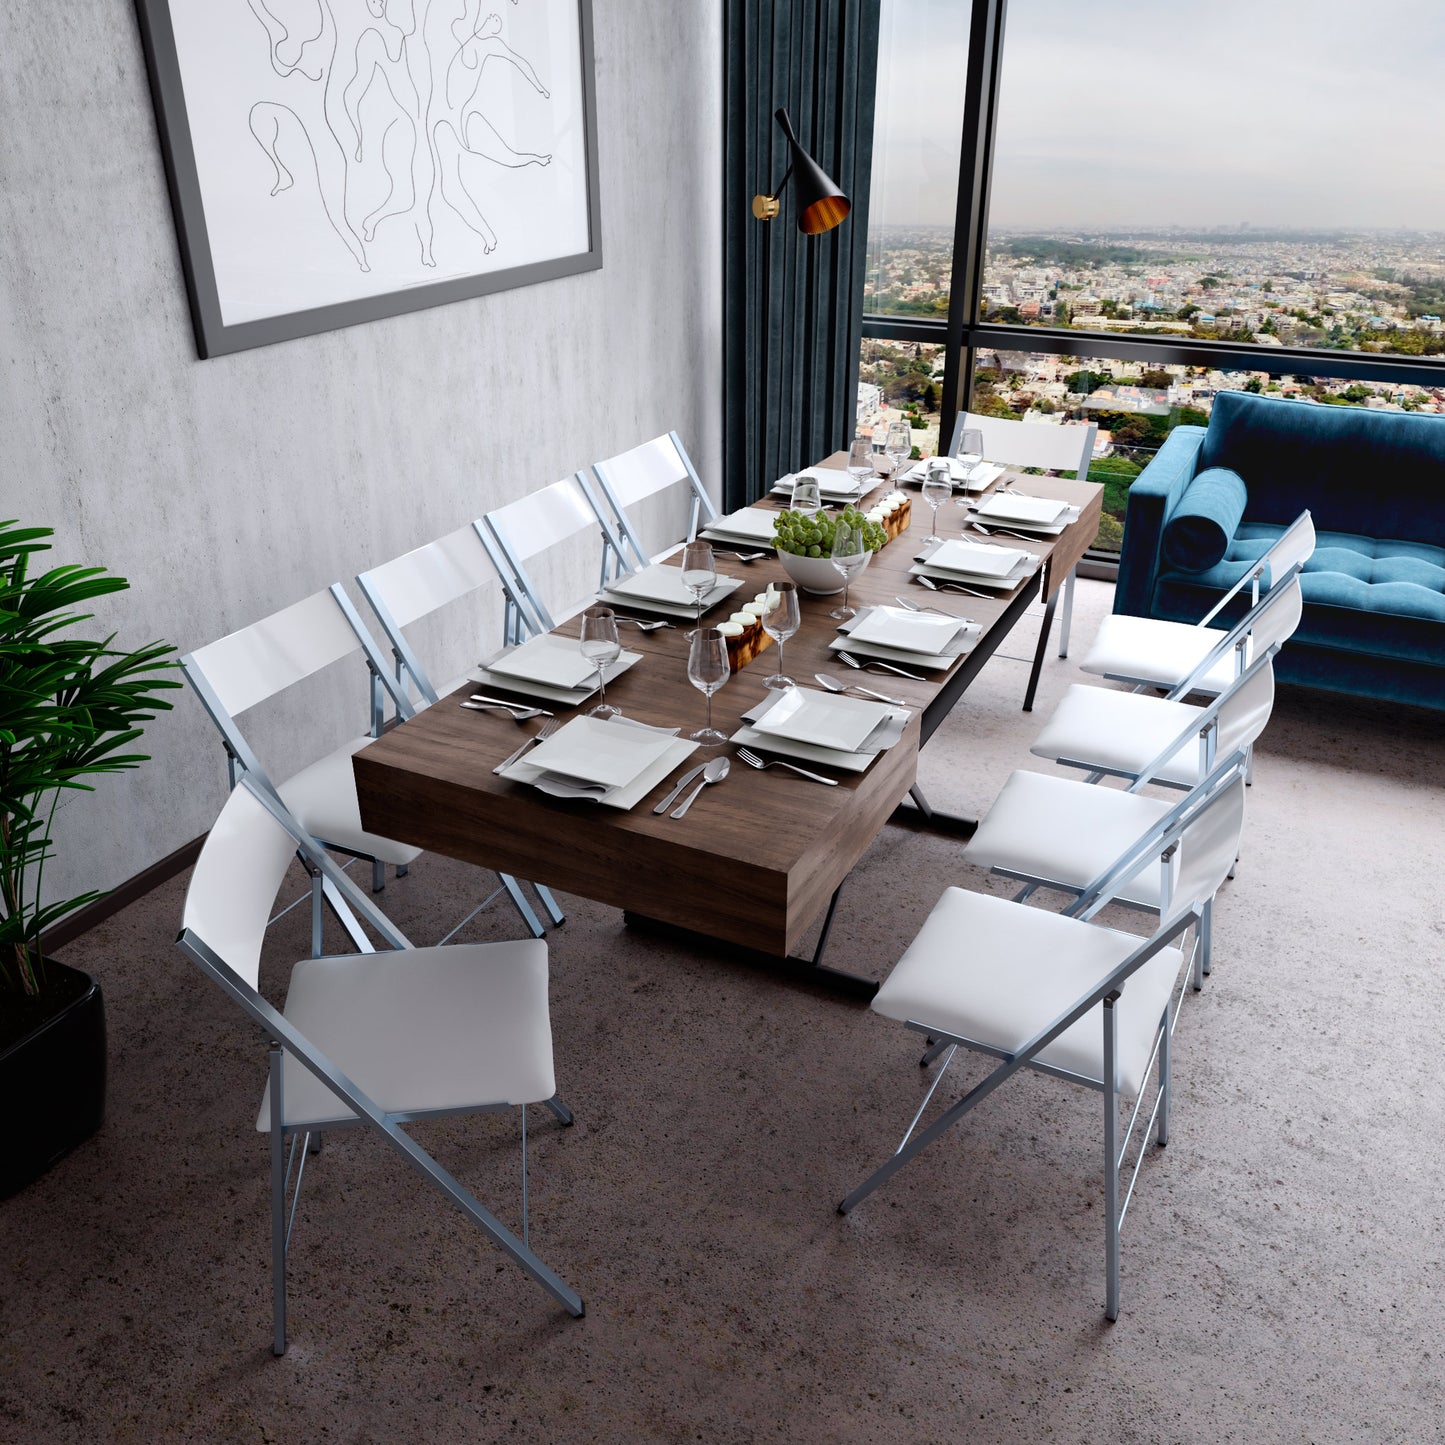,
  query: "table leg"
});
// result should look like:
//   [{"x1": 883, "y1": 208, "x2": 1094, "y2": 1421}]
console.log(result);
[{"x1": 1022, "y1": 589, "x2": 1060, "y2": 713}]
